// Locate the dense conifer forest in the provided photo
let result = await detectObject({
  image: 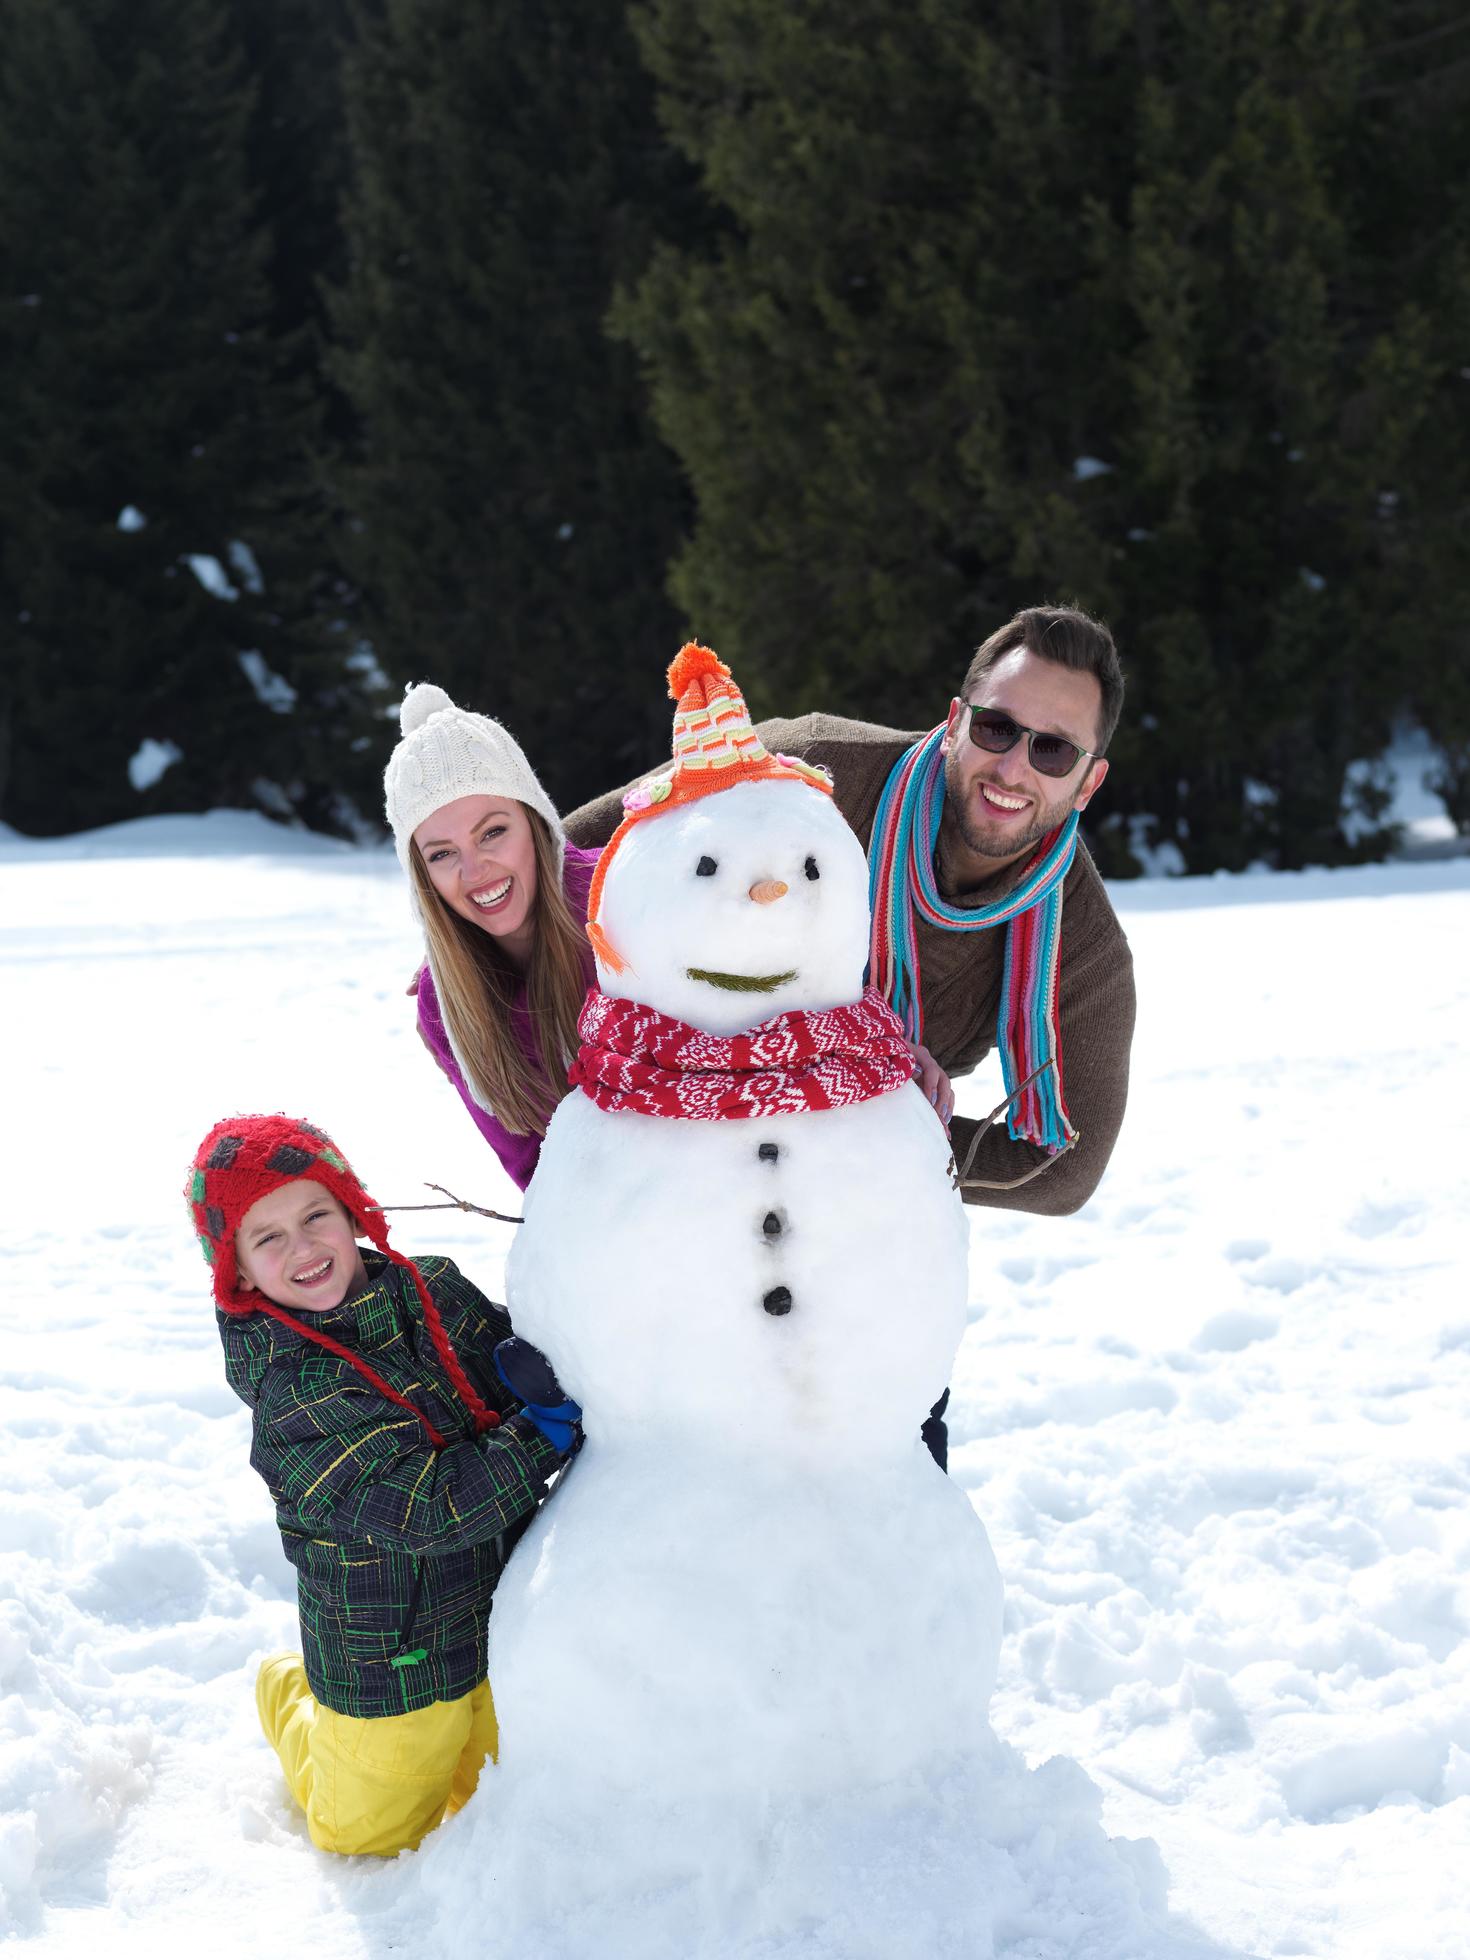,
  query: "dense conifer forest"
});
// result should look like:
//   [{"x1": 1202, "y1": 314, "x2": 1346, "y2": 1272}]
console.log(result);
[{"x1": 2, "y1": 0, "x2": 1467, "y2": 870}]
